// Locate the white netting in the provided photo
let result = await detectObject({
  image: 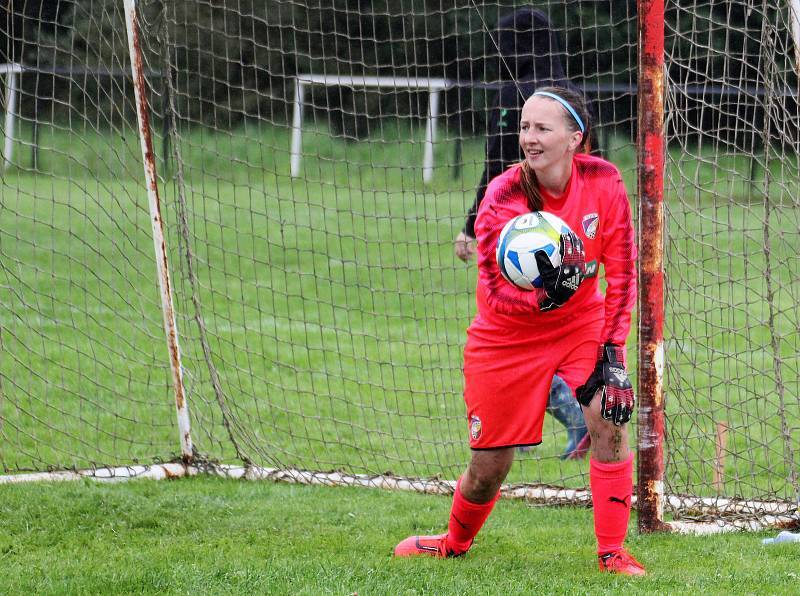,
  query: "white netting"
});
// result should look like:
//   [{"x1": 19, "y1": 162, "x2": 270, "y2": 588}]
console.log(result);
[
  {"x1": 1, "y1": 1, "x2": 797, "y2": 527},
  {"x1": 663, "y1": 1, "x2": 799, "y2": 522}
]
